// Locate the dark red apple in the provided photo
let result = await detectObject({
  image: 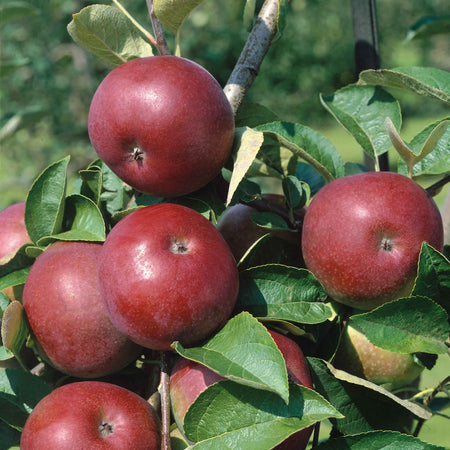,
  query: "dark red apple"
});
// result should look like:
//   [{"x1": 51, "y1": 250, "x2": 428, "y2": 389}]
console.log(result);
[
  {"x1": 0, "y1": 202, "x2": 30, "y2": 260},
  {"x1": 302, "y1": 172, "x2": 444, "y2": 310},
  {"x1": 216, "y1": 194, "x2": 304, "y2": 262},
  {"x1": 333, "y1": 323, "x2": 423, "y2": 390},
  {"x1": 20, "y1": 381, "x2": 160, "y2": 449},
  {"x1": 97, "y1": 203, "x2": 239, "y2": 351},
  {"x1": 169, "y1": 329, "x2": 313, "y2": 450},
  {"x1": 22, "y1": 241, "x2": 141, "y2": 378},
  {"x1": 88, "y1": 55, "x2": 235, "y2": 197}
]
